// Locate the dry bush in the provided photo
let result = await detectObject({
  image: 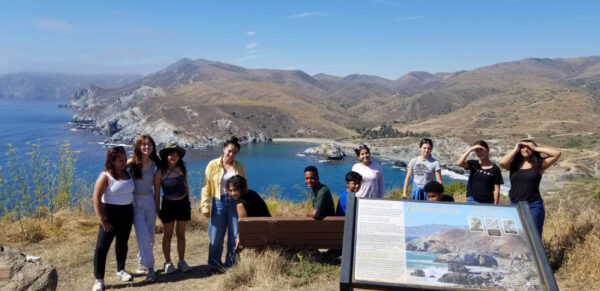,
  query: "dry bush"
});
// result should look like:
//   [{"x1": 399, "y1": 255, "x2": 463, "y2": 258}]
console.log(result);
[
  {"x1": 221, "y1": 249, "x2": 290, "y2": 290},
  {"x1": 265, "y1": 197, "x2": 310, "y2": 216},
  {"x1": 543, "y1": 190, "x2": 600, "y2": 289}
]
